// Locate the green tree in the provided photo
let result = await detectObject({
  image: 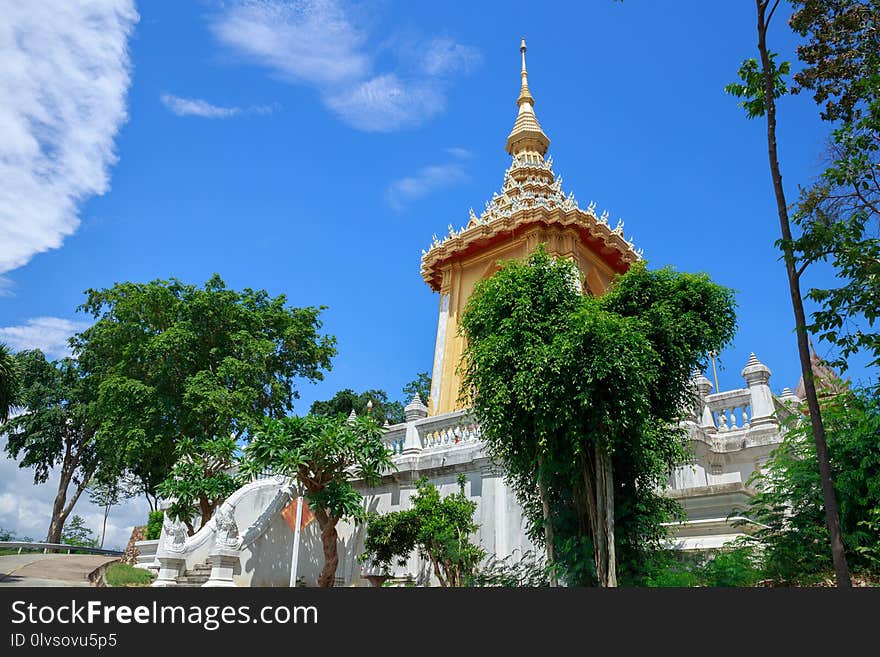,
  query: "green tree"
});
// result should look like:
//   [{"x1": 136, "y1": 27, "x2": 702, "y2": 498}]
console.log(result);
[
  {"x1": 61, "y1": 515, "x2": 97, "y2": 548},
  {"x1": 87, "y1": 477, "x2": 122, "y2": 549},
  {"x1": 737, "y1": 387, "x2": 880, "y2": 583},
  {"x1": 459, "y1": 247, "x2": 736, "y2": 587},
  {"x1": 725, "y1": 0, "x2": 852, "y2": 586},
  {"x1": 73, "y1": 274, "x2": 337, "y2": 530},
  {"x1": 361, "y1": 475, "x2": 484, "y2": 587},
  {"x1": 1, "y1": 350, "x2": 102, "y2": 545},
  {"x1": 310, "y1": 388, "x2": 405, "y2": 425},
  {"x1": 0, "y1": 342, "x2": 20, "y2": 423},
  {"x1": 401, "y1": 372, "x2": 431, "y2": 406},
  {"x1": 239, "y1": 413, "x2": 393, "y2": 587},
  {"x1": 787, "y1": 0, "x2": 880, "y2": 377}
]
